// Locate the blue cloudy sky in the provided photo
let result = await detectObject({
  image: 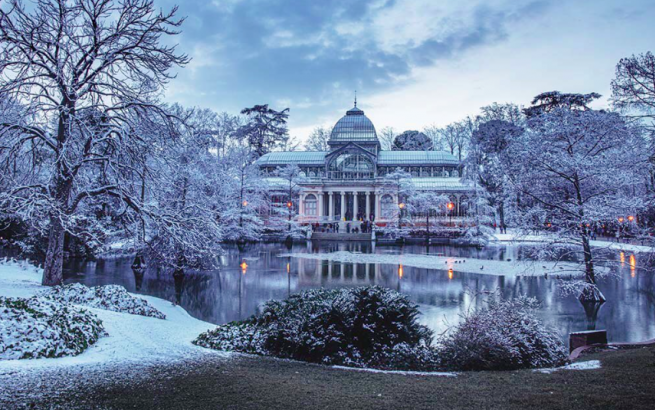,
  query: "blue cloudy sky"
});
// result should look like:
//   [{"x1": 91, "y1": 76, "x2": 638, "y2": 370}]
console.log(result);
[{"x1": 157, "y1": 0, "x2": 655, "y2": 141}]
